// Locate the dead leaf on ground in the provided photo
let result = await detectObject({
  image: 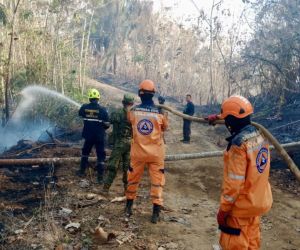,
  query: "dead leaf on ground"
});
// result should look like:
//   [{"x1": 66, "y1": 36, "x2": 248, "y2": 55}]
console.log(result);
[
  {"x1": 94, "y1": 227, "x2": 116, "y2": 243},
  {"x1": 111, "y1": 196, "x2": 126, "y2": 203}
]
